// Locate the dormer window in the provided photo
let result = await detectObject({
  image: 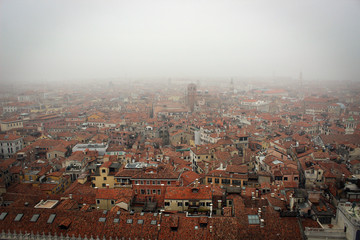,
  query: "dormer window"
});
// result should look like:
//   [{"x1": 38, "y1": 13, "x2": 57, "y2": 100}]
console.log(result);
[{"x1": 192, "y1": 188, "x2": 199, "y2": 193}]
